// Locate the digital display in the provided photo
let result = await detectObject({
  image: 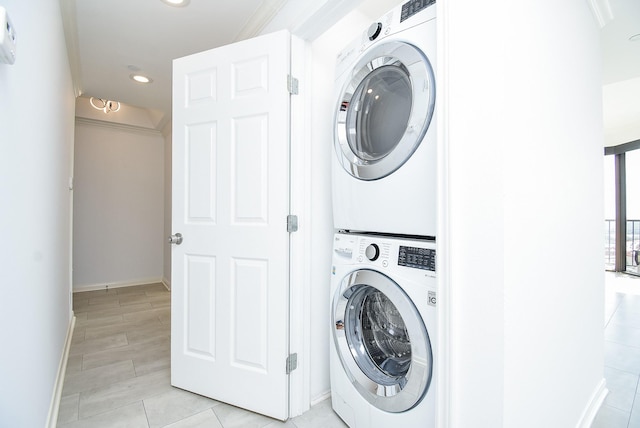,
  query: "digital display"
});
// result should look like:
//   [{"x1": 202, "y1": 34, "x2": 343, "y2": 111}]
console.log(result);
[
  {"x1": 398, "y1": 246, "x2": 436, "y2": 271},
  {"x1": 401, "y1": 0, "x2": 436, "y2": 22}
]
